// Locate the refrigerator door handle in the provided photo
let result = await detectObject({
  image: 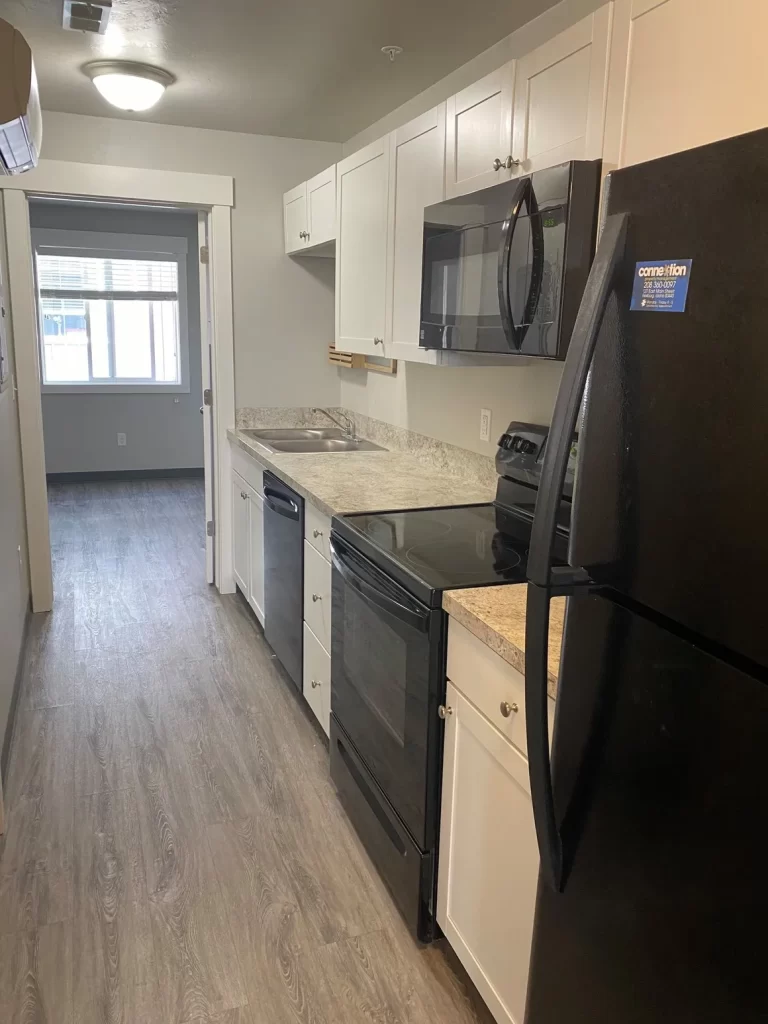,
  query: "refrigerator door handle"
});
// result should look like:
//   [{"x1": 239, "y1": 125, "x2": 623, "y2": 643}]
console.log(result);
[
  {"x1": 497, "y1": 176, "x2": 530, "y2": 351},
  {"x1": 524, "y1": 211, "x2": 628, "y2": 893}
]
